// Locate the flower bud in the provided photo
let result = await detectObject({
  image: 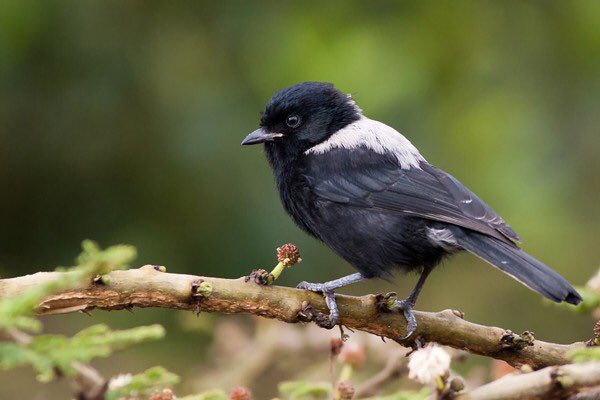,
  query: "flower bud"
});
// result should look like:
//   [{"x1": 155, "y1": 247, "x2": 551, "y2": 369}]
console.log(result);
[
  {"x1": 336, "y1": 380, "x2": 355, "y2": 400},
  {"x1": 229, "y1": 386, "x2": 253, "y2": 400},
  {"x1": 338, "y1": 342, "x2": 365, "y2": 368}
]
